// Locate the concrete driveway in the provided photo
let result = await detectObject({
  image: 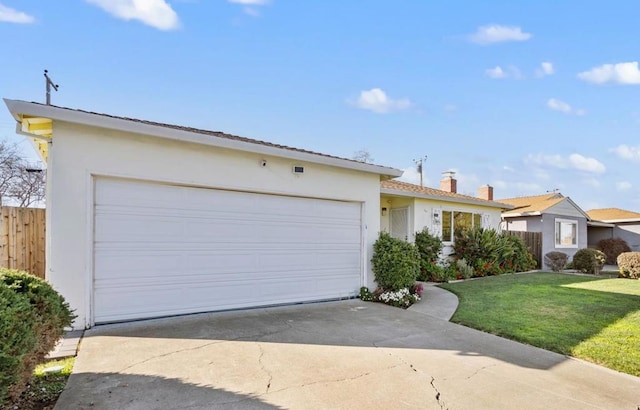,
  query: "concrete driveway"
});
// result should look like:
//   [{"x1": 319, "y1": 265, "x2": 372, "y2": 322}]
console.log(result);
[{"x1": 57, "y1": 300, "x2": 640, "y2": 409}]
